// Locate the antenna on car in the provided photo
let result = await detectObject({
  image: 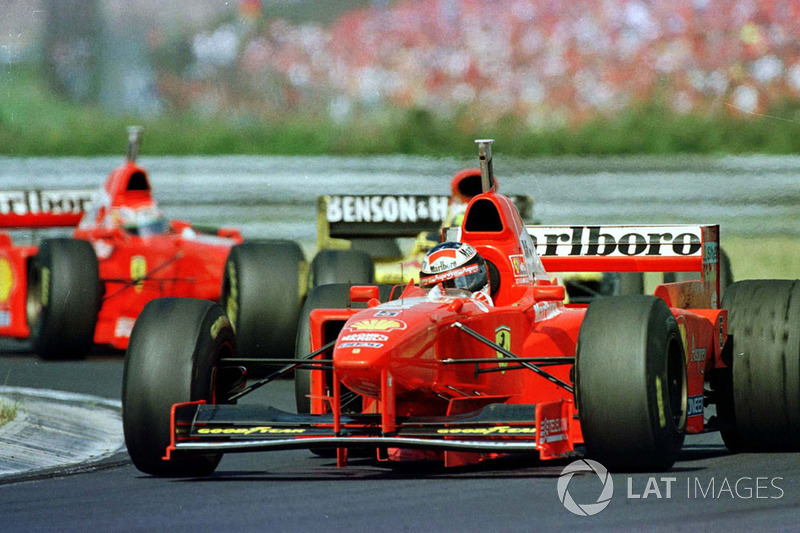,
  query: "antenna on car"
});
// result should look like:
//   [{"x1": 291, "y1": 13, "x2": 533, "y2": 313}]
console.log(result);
[
  {"x1": 475, "y1": 139, "x2": 495, "y2": 193},
  {"x1": 126, "y1": 126, "x2": 144, "y2": 163}
]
